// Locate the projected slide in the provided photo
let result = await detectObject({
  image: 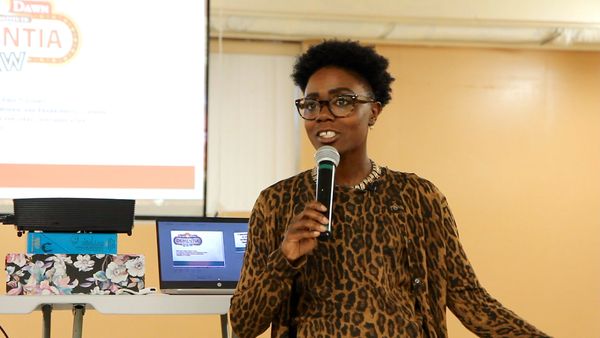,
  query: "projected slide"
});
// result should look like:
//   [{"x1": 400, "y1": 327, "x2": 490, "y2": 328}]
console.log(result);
[
  {"x1": 0, "y1": 0, "x2": 207, "y2": 199},
  {"x1": 171, "y1": 231, "x2": 225, "y2": 268}
]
